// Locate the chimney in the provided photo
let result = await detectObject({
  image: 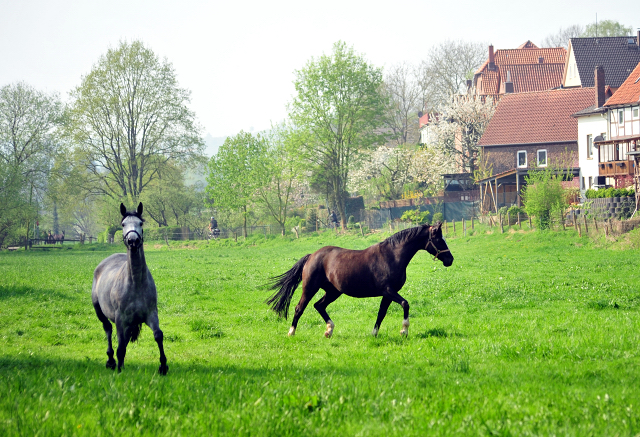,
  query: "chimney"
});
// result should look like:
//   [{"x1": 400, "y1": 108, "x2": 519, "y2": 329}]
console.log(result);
[
  {"x1": 595, "y1": 66, "x2": 605, "y2": 107},
  {"x1": 504, "y1": 71, "x2": 514, "y2": 93},
  {"x1": 488, "y1": 45, "x2": 495, "y2": 70}
]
